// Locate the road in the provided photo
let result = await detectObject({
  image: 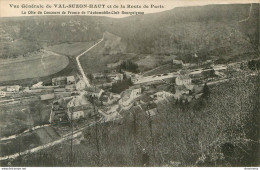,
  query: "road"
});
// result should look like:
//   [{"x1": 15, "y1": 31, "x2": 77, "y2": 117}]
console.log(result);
[{"x1": 76, "y1": 34, "x2": 104, "y2": 87}]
